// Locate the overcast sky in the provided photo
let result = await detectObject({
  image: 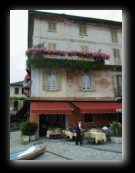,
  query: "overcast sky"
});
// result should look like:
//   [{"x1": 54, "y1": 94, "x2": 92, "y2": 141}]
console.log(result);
[{"x1": 10, "y1": 10, "x2": 122, "y2": 83}]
